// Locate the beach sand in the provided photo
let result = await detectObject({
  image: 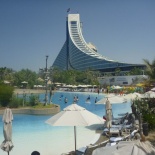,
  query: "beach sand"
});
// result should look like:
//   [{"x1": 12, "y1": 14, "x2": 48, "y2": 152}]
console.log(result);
[{"x1": 14, "y1": 88, "x2": 48, "y2": 94}]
